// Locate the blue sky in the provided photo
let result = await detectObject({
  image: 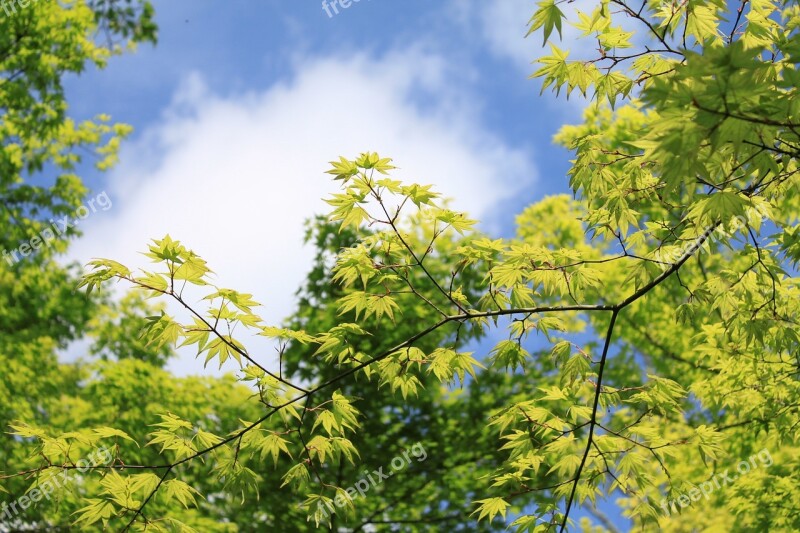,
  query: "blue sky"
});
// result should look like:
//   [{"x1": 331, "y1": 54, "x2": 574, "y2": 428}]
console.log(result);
[
  {"x1": 65, "y1": 0, "x2": 596, "y2": 367},
  {"x1": 59, "y1": 2, "x2": 635, "y2": 528},
  {"x1": 66, "y1": 0, "x2": 586, "y2": 222}
]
